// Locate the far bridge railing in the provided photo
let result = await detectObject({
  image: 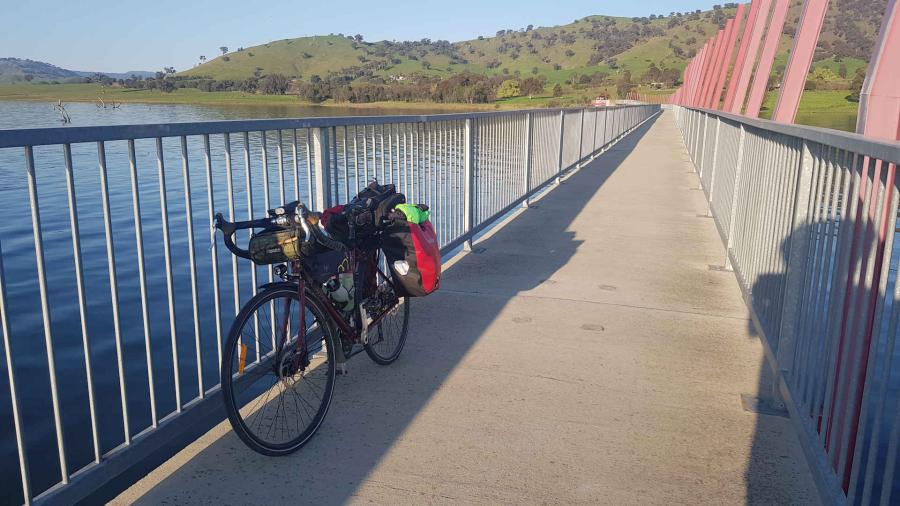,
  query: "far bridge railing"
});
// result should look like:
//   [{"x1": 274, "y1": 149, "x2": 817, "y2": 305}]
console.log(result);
[
  {"x1": 674, "y1": 105, "x2": 900, "y2": 506},
  {"x1": 0, "y1": 103, "x2": 659, "y2": 505}
]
